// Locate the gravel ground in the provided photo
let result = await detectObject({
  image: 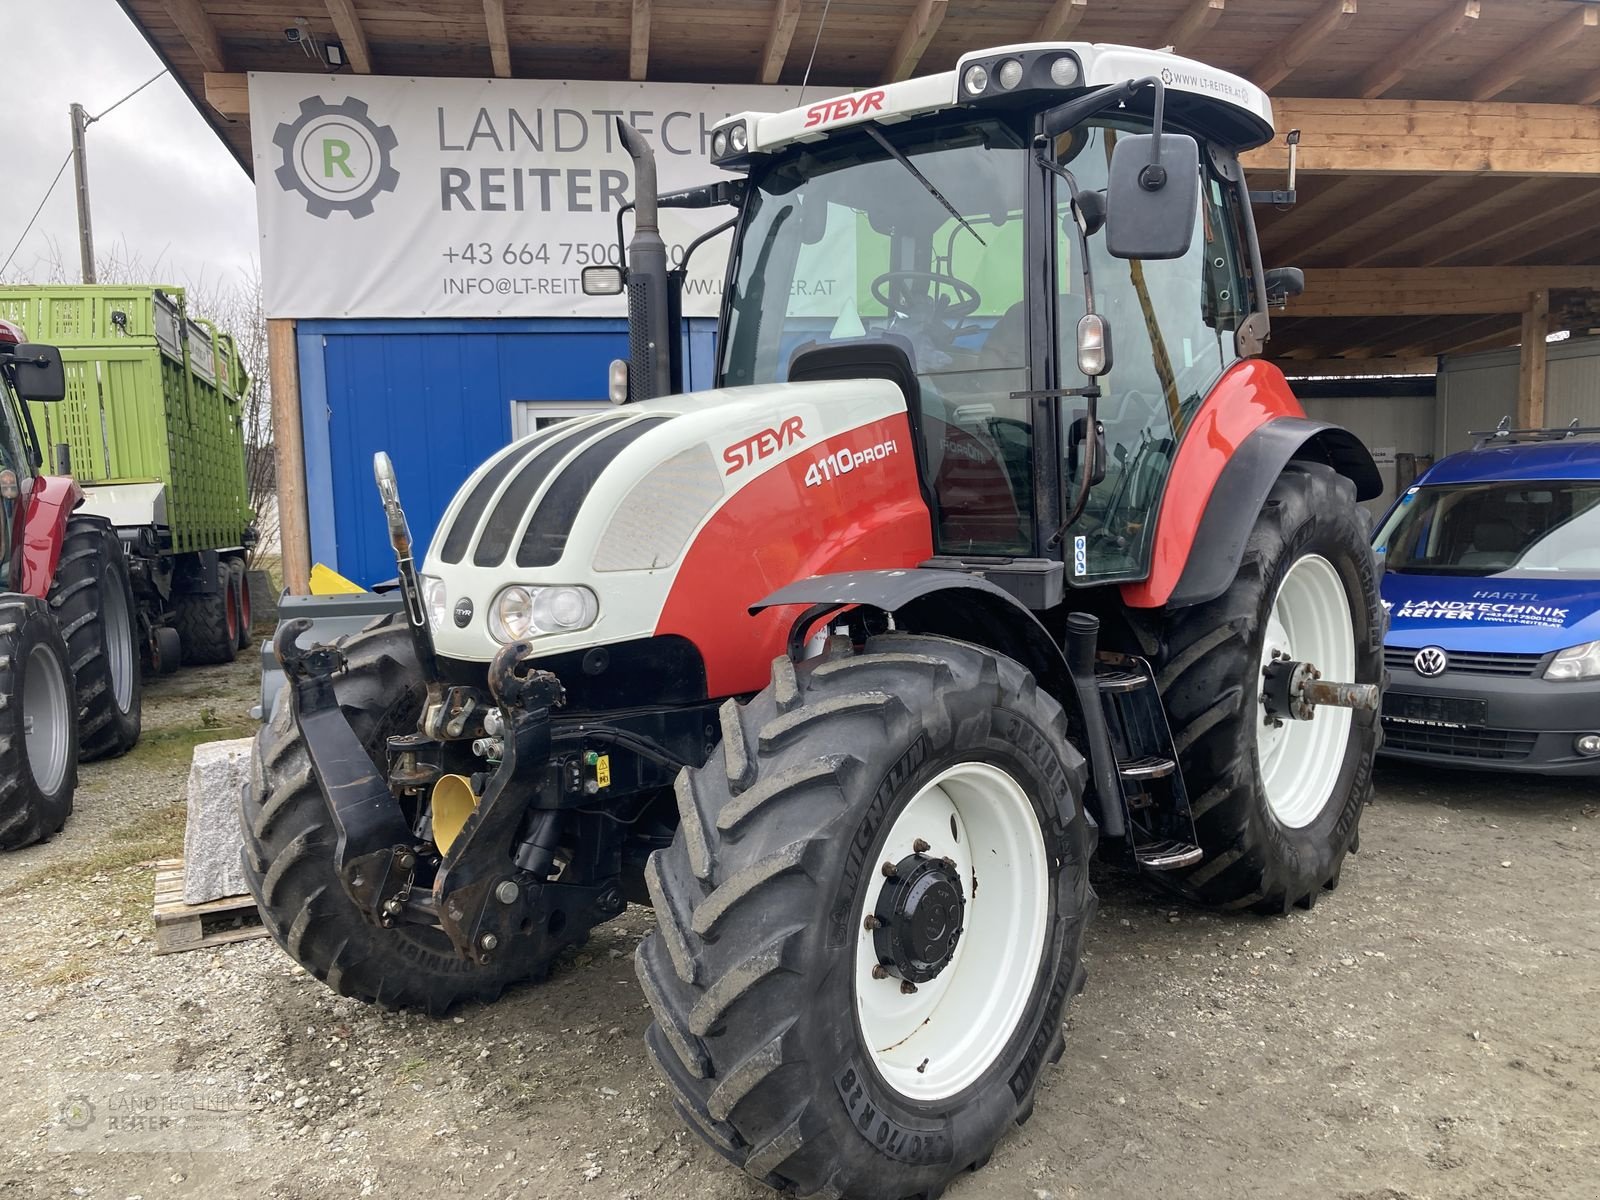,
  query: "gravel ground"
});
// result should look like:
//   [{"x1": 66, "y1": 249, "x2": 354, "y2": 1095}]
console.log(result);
[{"x1": 2, "y1": 652, "x2": 1597, "y2": 1200}]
